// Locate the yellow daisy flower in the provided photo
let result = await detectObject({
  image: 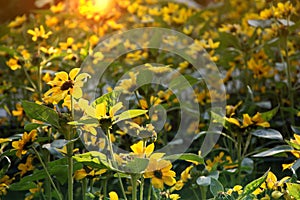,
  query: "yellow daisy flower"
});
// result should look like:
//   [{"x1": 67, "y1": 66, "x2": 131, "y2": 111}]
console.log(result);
[
  {"x1": 12, "y1": 130, "x2": 38, "y2": 158},
  {"x1": 43, "y1": 68, "x2": 90, "y2": 105},
  {"x1": 144, "y1": 157, "x2": 176, "y2": 189}
]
